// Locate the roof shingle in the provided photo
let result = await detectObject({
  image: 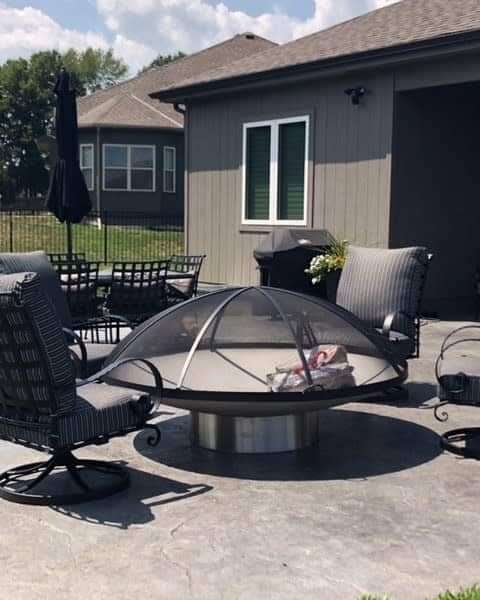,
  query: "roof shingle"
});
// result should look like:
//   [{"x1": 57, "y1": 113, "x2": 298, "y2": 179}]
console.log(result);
[
  {"x1": 78, "y1": 33, "x2": 276, "y2": 129},
  {"x1": 156, "y1": 0, "x2": 480, "y2": 98}
]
